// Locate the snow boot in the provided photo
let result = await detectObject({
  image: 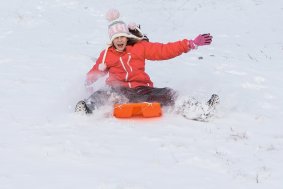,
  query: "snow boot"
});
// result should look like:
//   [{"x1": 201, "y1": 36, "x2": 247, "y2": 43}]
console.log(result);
[
  {"x1": 75, "y1": 100, "x2": 92, "y2": 114},
  {"x1": 207, "y1": 94, "x2": 220, "y2": 108},
  {"x1": 175, "y1": 94, "x2": 220, "y2": 121}
]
